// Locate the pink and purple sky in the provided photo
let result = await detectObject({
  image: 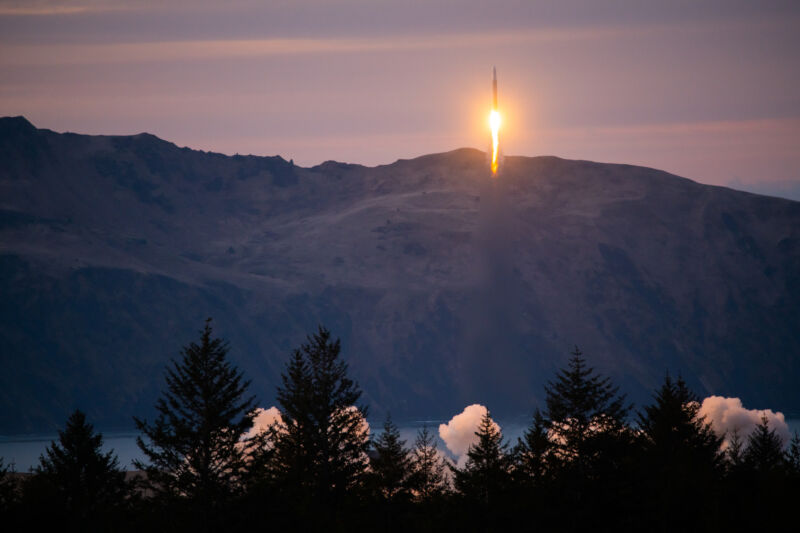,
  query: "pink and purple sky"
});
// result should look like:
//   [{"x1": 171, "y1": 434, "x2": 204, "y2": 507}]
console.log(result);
[{"x1": 1, "y1": 0, "x2": 798, "y2": 199}]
